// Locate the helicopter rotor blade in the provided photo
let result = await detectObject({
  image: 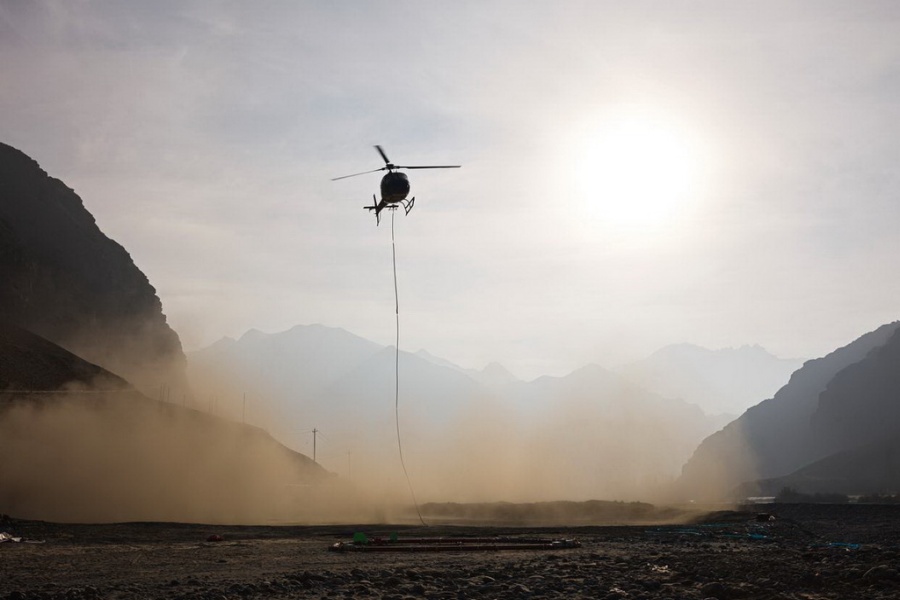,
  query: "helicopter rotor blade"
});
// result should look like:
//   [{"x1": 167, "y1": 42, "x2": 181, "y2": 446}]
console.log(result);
[
  {"x1": 331, "y1": 167, "x2": 386, "y2": 181},
  {"x1": 375, "y1": 145, "x2": 391, "y2": 165},
  {"x1": 396, "y1": 165, "x2": 462, "y2": 170}
]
